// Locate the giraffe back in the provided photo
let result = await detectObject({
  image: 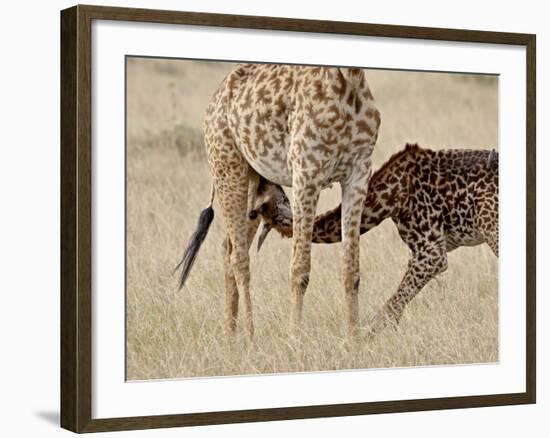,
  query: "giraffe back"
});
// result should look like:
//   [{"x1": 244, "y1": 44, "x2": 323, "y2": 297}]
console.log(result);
[
  {"x1": 395, "y1": 145, "x2": 498, "y2": 252},
  {"x1": 204, "y1": 64, "x2": 380, "y2": 187}
]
